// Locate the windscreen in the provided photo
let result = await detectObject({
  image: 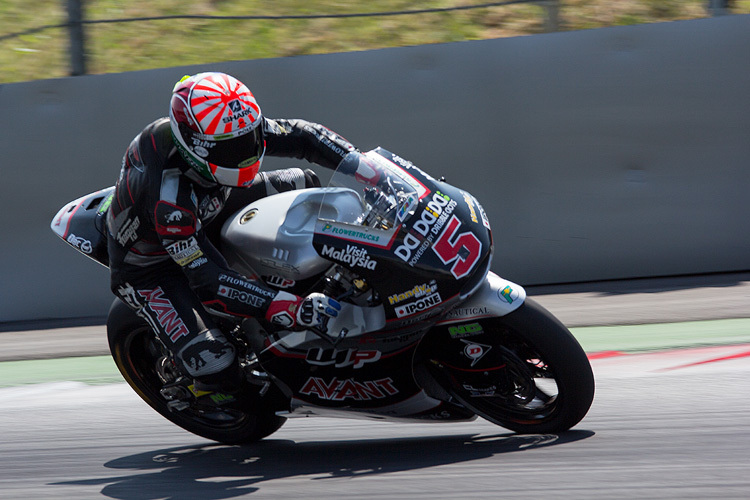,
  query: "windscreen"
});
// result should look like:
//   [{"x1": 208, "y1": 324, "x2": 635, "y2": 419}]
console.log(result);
[{"x1": 317, "y1": 151, "x2": 420, "y2": 231}]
